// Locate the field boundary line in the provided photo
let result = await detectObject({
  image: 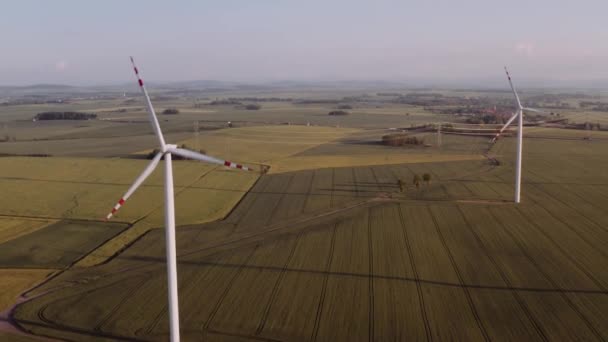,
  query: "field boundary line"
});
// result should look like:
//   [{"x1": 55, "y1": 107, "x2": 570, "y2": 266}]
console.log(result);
[
  {"x1": 0, "y1": 213, "x2": 128, "y2": 225},
  {"x1": 211, "y1": 171, "x2": 264, "y2": 230},
  {"x1": 233, "y1": 175, "x2": 273, "y2": 228},
  {"x1": 177, "y1": 197, "x2": 388, "y2": 259},
  {"x1": 263, "y1": 173, "x2": 296, "y2": 227}
]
